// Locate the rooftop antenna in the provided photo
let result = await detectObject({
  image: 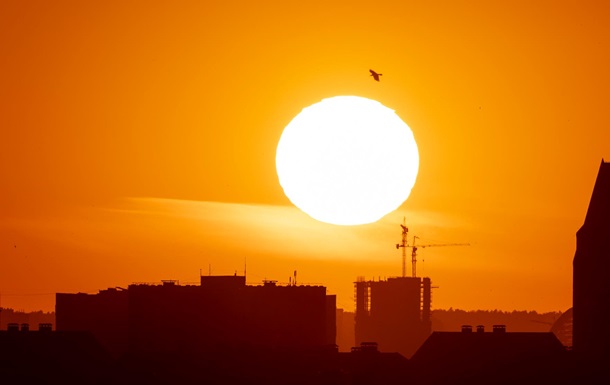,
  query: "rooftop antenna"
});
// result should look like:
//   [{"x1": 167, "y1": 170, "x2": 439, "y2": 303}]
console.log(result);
[{"x1": 294, "y1": 270, "x2": 297, "y2": 286}]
